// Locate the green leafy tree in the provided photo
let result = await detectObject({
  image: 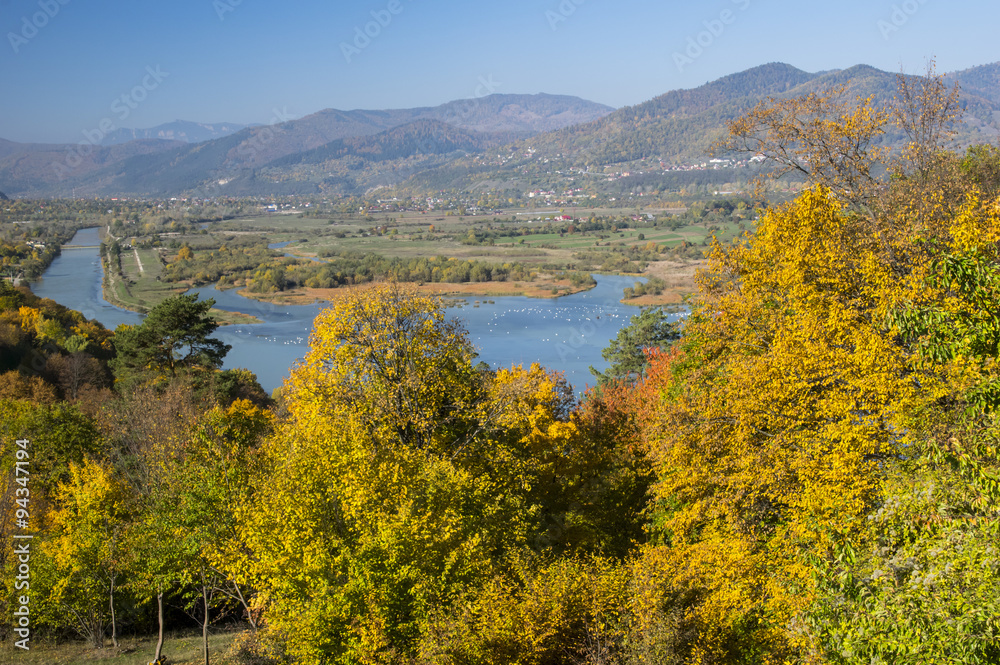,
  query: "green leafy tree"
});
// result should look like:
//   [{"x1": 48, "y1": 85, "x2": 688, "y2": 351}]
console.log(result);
[
  {"x1": 808, "y1": 240, "x2": 1000, "y2": 664},
  {"x1": 110, "y1": 294, "x2": 230, "y2": 384},
  {"x1": 590, "y1": 306, "x2": 680, "y2": 385},
  {"x1": 161, "y1": 400, "x2": 274, "y2": 665},
  {"x1": 241, "y1": 284, "x2": 637, "y2": 663}
]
